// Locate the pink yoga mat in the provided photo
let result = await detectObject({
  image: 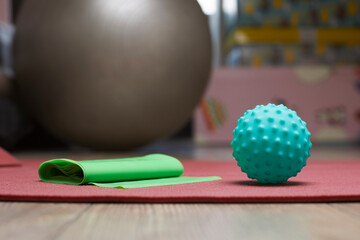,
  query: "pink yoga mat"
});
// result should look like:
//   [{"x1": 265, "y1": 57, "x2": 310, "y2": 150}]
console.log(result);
[
  {"x1": 0, "y1": 148, "x2": 21, "y2": 167},
  {"x1": 1, "y1": 157, "x2": 360, "y2": 203}
]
